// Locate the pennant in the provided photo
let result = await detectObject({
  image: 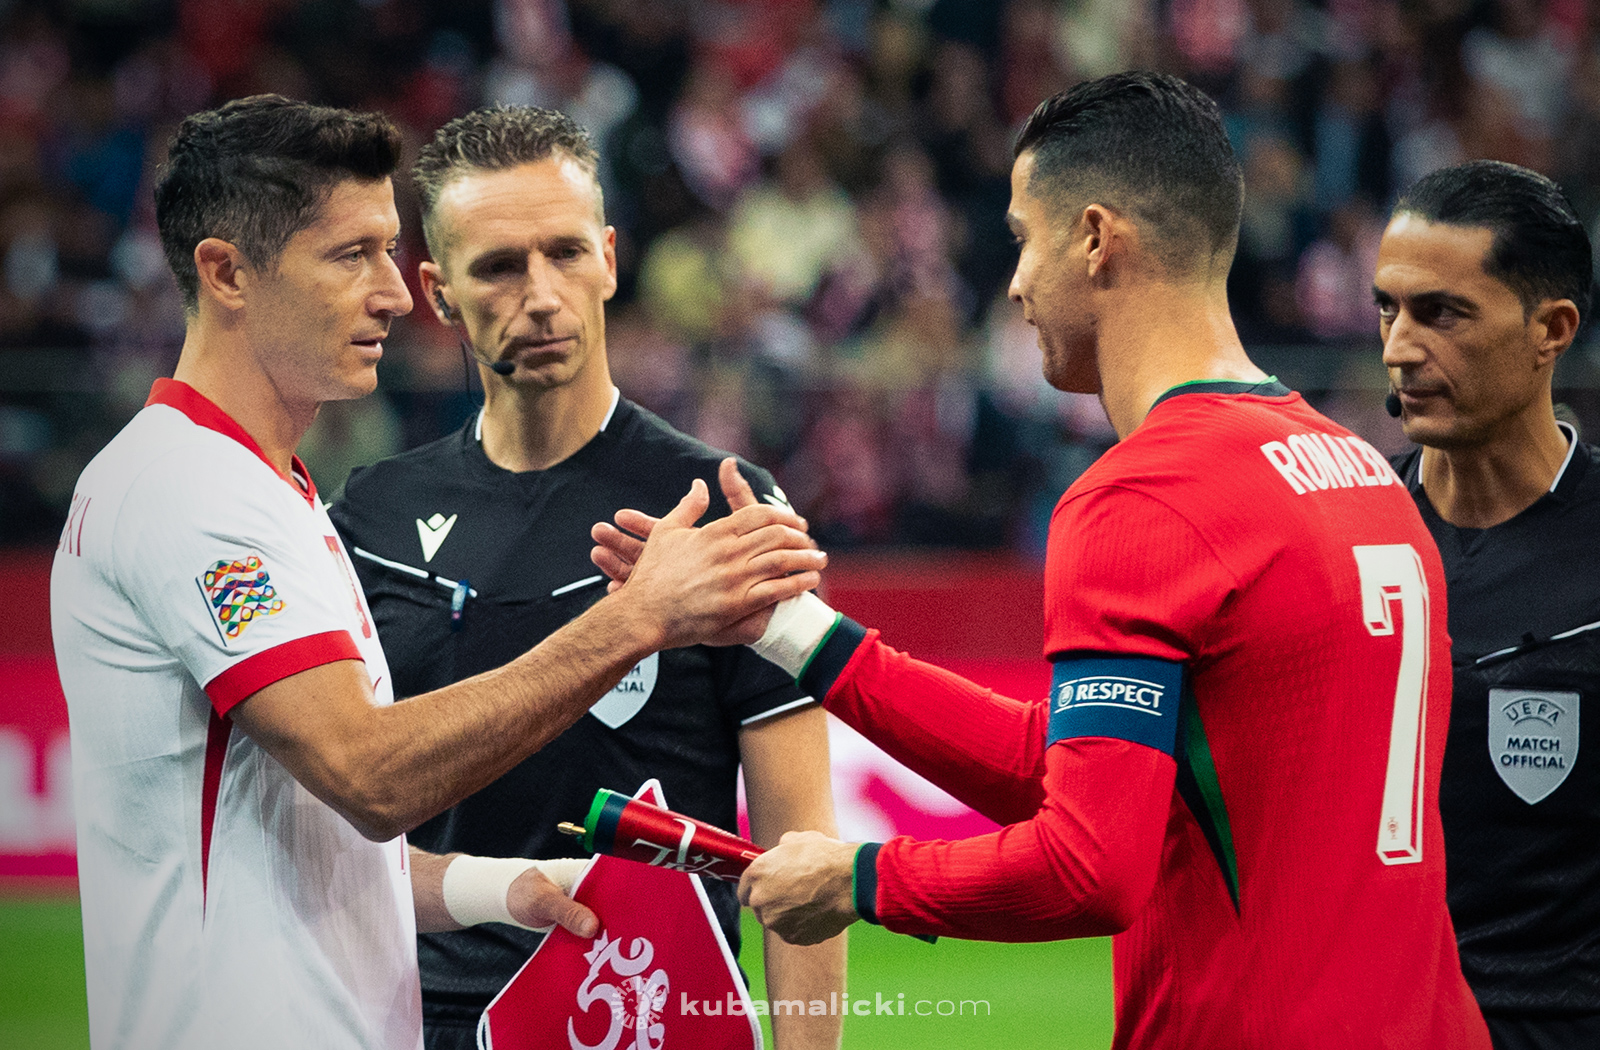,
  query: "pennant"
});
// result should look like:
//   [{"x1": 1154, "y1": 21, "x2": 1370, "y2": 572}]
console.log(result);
[{"x1": 480, "y1": 780, "x2": 762, "y2": 1050}]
